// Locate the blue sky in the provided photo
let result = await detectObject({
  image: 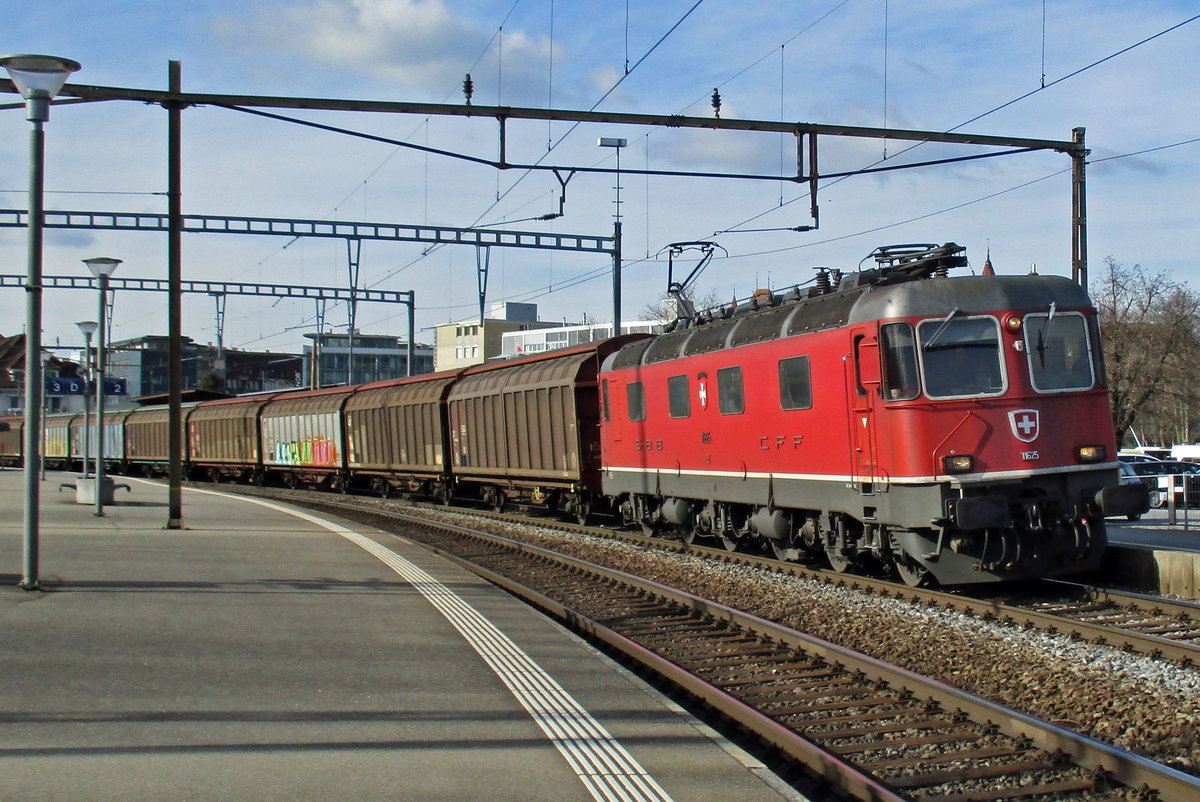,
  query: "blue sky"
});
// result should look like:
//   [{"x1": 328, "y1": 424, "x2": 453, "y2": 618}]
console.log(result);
[{"x1": 2, "y1": 1, "x2": 1198, "y2": 356}]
